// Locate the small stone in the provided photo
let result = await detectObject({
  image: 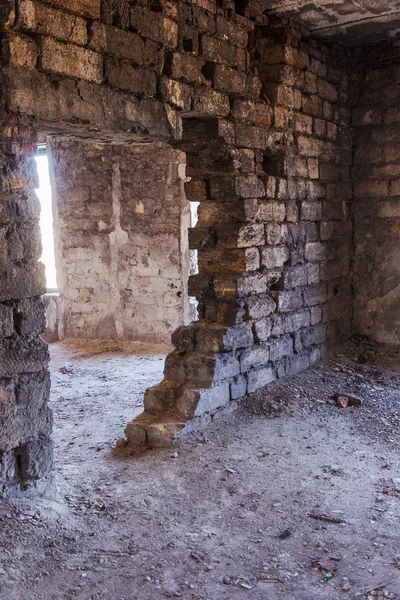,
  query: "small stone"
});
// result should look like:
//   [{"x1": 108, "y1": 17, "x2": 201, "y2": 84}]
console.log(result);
[
  {"x1": 343, "y1": 582, "x2": 351, "y2": 591},
  {"x1": 171, "y1": 452, "x2": 178, "y2": 458},
  {"x1": 116, "y1": 437, "x2": 126, "y2": 448}
]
